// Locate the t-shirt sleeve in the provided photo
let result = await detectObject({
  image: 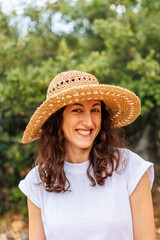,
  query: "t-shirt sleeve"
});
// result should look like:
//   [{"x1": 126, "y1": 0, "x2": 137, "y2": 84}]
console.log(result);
[
  {"x1": 122, "y1": 149, "x2": 154, "y2": 197},
  {"x1": 18, "y1": 166, "x2": 42, "y2": 208}
]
